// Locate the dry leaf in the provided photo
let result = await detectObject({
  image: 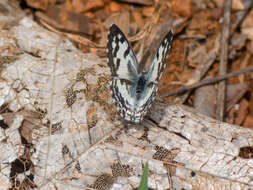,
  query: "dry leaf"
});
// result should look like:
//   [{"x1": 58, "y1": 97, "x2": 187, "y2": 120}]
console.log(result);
[
  {"x1": 142, "y1": 6, "x2": 154, "y2": 17},
  {"x1": 170, "y1": 0, "x2": 193, "y2": 17},
  {"x1": 103, "y1": 11, "x2": 130, "y2": 45},
  {"x1": 193, "y1": 84, "x2": 216, "y2": 118},
  {"x1": 43, "y1": 6, "x2": 95, "y2": 36},
  {"x1": 117, "y1": 0, "x2": 153, "y2": 6},
  {"x1": 244, "y1": 115, "x2": 253, "y2": 128},
  {"x1": 213, "y1": 0, "x2": 245, "y2": 10},
  {"x1": 235, "y1": 99, "x2": 249, "y2": 125},
  {"x1": 25, "y1": 0, "x2": 56, "y2": 10},
  {"x1": 109, "y1": 1, "x2": 122, "y2": 12},
  {"x1": 67, "y1": 0, "x2": 104, "y2": 13}
]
